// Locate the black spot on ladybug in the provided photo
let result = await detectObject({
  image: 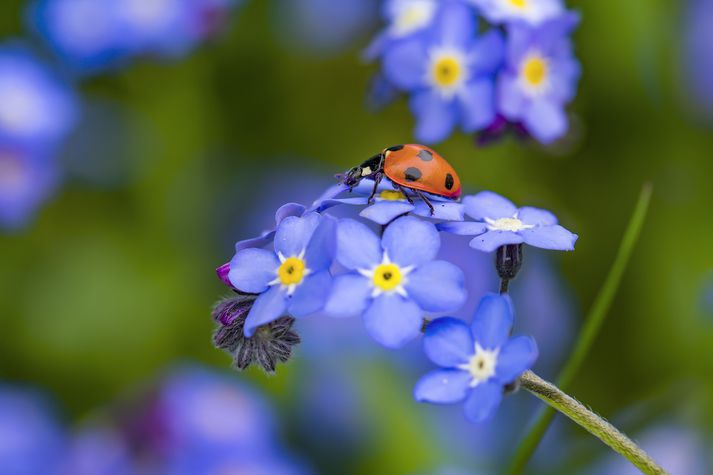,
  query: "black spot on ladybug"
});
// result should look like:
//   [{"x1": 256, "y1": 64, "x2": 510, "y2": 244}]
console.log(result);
[
  {"x1": 404, "y1": 167, "x2": 422, "y2": 182},
  {"x1": 387, "y1": 144, "x2": 404, "y2": 152},
  {"x1": 445, "y1": 173, "x2": 454, "y2": 190},
  {"x1": 417, "y1": 149, "x2": 433, "y2": 161}
]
